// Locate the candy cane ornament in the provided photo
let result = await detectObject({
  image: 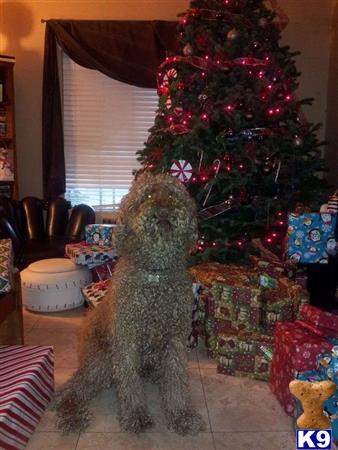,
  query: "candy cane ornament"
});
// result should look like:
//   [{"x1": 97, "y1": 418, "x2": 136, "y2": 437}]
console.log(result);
[{"x1": 203, "y1": 159, "x2": 221, "y2": 207}]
